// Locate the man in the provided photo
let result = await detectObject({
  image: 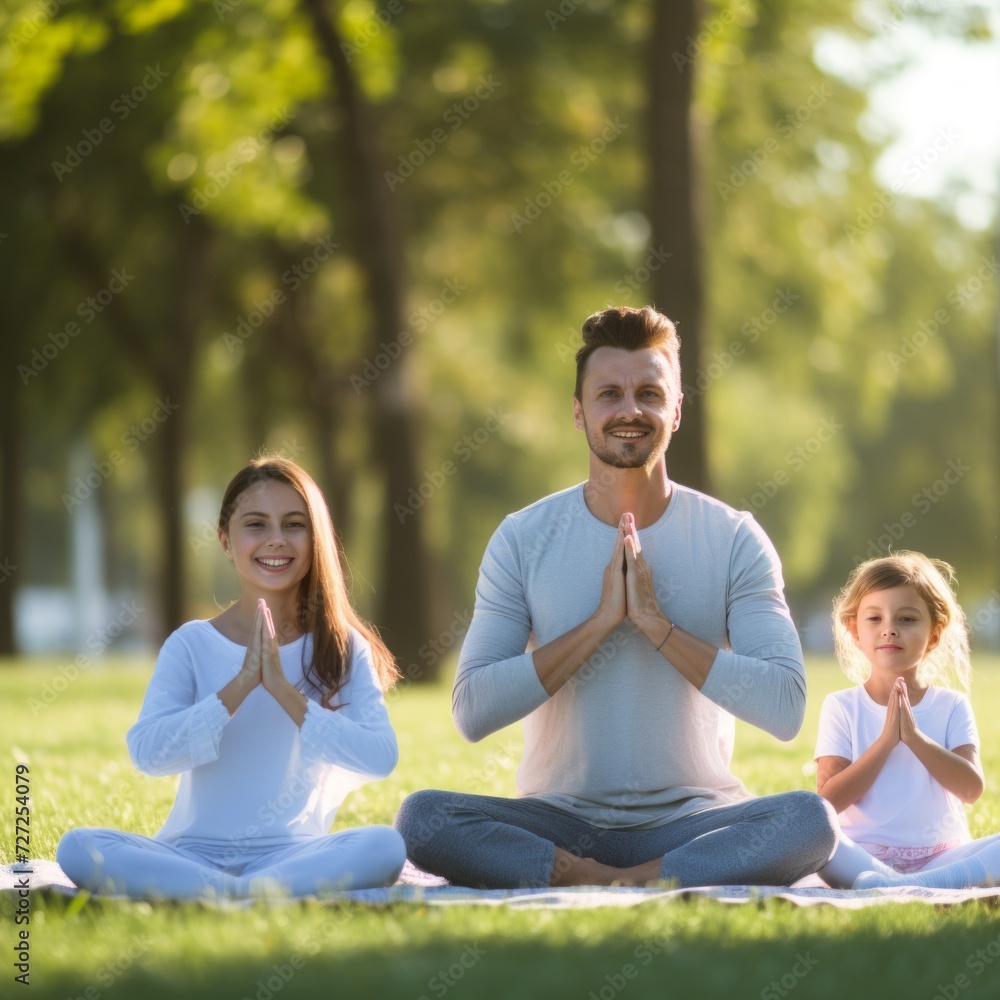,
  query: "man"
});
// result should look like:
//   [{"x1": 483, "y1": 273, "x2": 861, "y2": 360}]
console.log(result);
[{"x1": 395, "y1": 305, "x2": 837, "y2": 888}]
